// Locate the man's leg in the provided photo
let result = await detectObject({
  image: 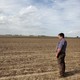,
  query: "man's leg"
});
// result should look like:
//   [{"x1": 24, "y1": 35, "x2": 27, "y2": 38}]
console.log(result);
[{"x1": 58, "y1": 54, "x2": 65, "y2": 77}]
